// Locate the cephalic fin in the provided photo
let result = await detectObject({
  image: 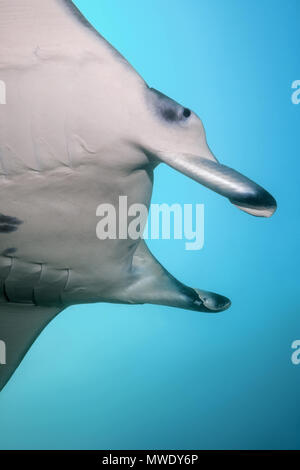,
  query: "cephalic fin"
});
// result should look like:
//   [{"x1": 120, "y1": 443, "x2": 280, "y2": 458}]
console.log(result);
[
  {"x1": 105, "y1": 240, "x2": 231, "y2": 313},
  {"x1": 157, "y1": 151, "x2": 277, "y2": 217}
]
